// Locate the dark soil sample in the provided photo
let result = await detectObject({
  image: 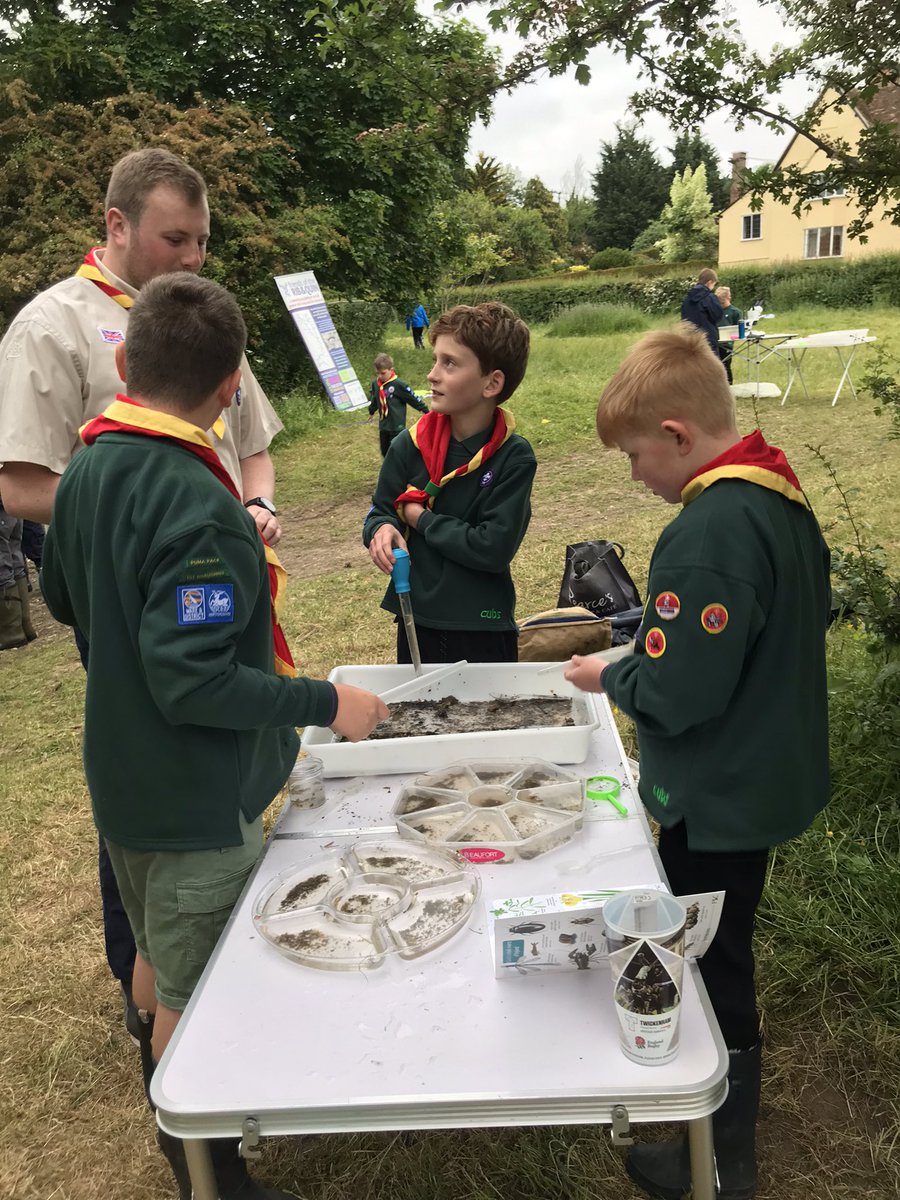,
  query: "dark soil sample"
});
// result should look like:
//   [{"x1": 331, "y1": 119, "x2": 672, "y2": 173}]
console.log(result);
[
  {"x1": 279, "y1": 873, "x2": 332, "y2": 911},
  {"x1": 366, "y1": 696, "x2": 576, "y2": 740},
  {"x1": 276, "y1": 929, "x2": 330, "y2": 951},
  {"x1": 399, "y1": 896, "x2": 468, "y2": 946}
]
